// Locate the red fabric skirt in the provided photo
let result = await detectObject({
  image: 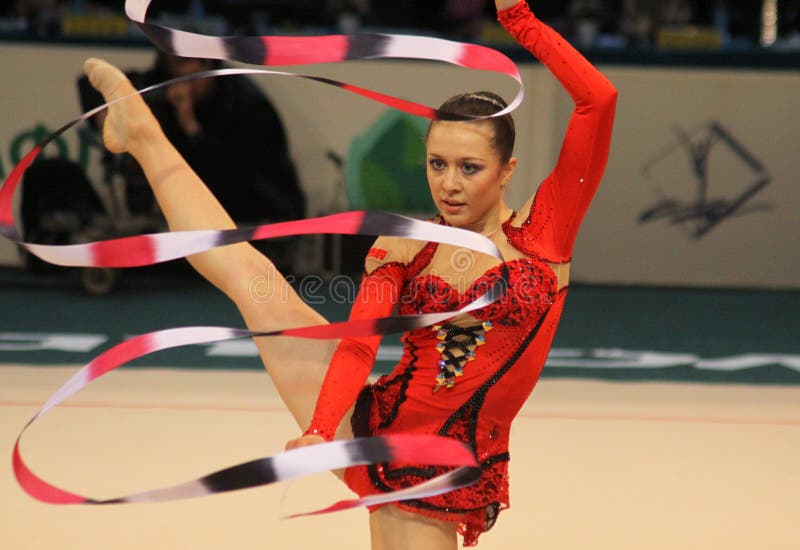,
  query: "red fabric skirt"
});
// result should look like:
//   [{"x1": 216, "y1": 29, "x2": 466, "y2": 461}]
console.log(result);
[{"x1": 344, "y1": 383, "x2": 510, "y2": 547}]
